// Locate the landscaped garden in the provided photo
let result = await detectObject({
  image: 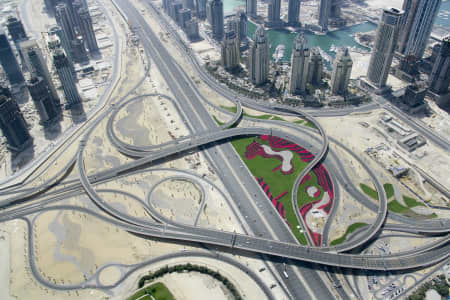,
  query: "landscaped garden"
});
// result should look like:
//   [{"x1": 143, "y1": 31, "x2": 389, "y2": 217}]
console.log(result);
[{"x1": 231, "y1": 135, "x2": 334, "y2": 245}]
